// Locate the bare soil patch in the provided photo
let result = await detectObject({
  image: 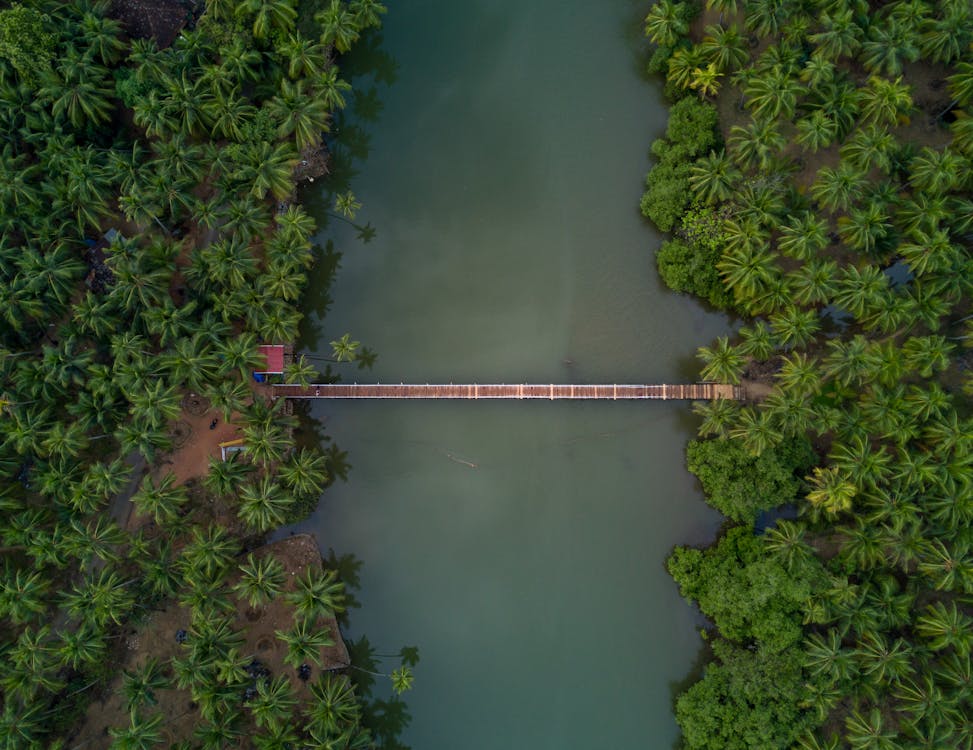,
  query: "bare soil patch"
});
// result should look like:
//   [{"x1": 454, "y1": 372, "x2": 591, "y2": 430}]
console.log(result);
[{"x1": 70, "y1": 534, "x2": 349, "y2": 750}]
